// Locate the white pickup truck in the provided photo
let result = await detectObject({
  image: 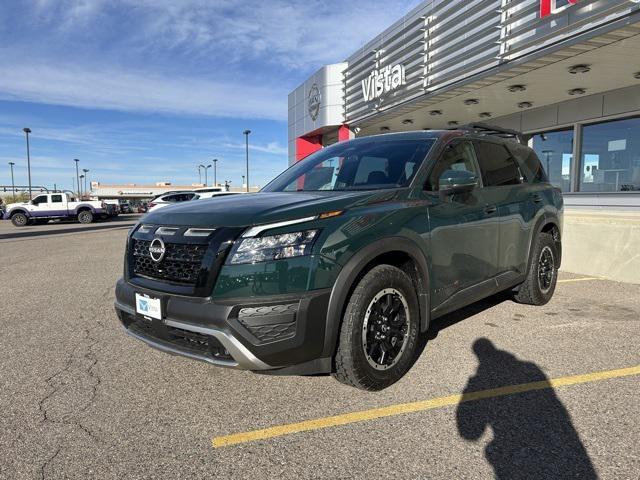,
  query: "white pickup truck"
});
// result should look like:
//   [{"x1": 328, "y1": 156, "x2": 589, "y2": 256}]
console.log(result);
[{"x1": 2, "y1": 193, "x2": 115, "y2": 226}]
